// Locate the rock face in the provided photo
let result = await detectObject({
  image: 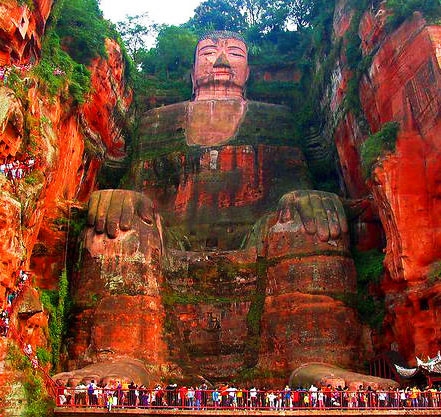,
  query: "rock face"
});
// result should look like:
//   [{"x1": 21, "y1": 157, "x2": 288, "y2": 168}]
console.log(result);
[
  {"x1": 5, "y1": 0, "x2": 441, "y2": 396},
  {"x1": 331, "y1": 0, "x2": 441, "y2": 363},
  {"x1": 0, "y1": 0, "x2": 53, "y2": 65},
  {"x1": 68, "y1": 190, "x2": 168, "y2": 372},
  {"x1": 248, "y1": 192, "x2": 363, "y2": 374},
  {"x1": 69, "y1": 189, "x2": 362, "y2": 383},
  {"x1": 0, "y1": 1, "x2": 132, "y2": 407},
  {"x1": 29, "y1": 37, "x2": 132, "y2": 289},
  {"x1": 135, "y1": 101, "x2": 311, "y2": 251},
  {"x1": 67, "y1": 79, "x2": 364, "y2": 383}
]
